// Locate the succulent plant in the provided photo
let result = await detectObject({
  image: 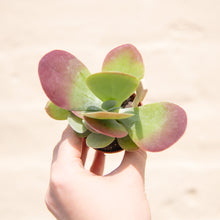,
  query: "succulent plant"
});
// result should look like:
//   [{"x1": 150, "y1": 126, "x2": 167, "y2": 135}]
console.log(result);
[{"x1": 38, "y1": 44, "x2": 187, "y2": 153}]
